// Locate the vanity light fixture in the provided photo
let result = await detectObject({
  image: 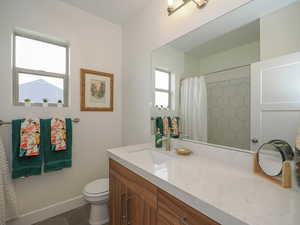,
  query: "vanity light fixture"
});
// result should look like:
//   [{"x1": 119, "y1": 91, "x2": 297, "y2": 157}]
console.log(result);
[{"x1": 167, "y1": 0, "x2": 208, "y2": 16}]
